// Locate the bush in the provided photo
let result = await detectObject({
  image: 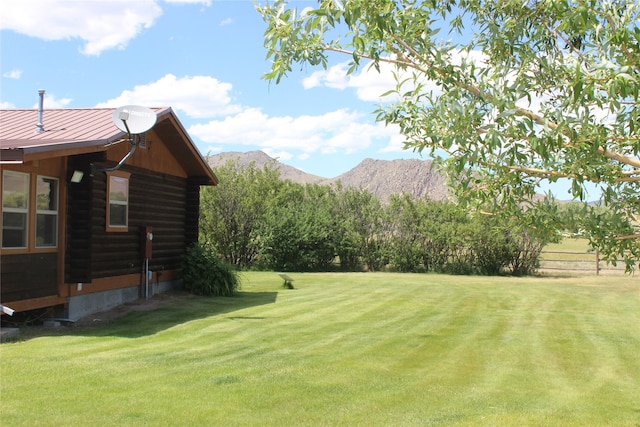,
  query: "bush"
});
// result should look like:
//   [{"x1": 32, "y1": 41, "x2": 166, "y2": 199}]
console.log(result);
[
  {"x1": 507, "y1": 232, "x2": 544, "y2": 276},
  {"x1": 182, "y1": 244, "x2": 241, "y2": 296},
  {"x1": 443, "y1": 259, "x2": 475, "y2": 275},
  {"x1": 467, "y1": 223, "x2": 515, "y2": 275}
]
